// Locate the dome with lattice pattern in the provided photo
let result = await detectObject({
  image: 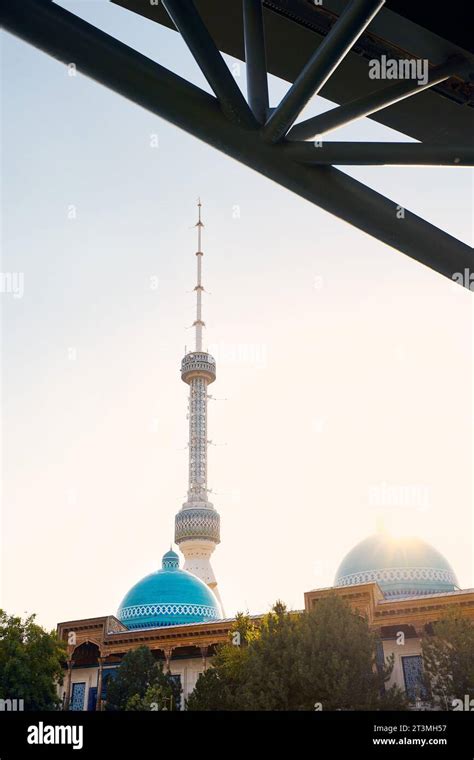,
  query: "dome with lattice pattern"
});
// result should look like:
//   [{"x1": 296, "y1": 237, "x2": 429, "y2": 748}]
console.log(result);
[
  {"x1": 117, "y1": 549, "x2": 222, "y2": 629},
  {"x1": 335, "y1": 533, "x2": 459, "y2": 599}
]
